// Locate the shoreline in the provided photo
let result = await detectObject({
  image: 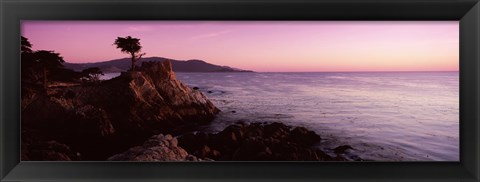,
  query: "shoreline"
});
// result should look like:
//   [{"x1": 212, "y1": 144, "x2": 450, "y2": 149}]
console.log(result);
[{"x1": 109, "y1": 121, "x2": 361, "y2": 161}]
